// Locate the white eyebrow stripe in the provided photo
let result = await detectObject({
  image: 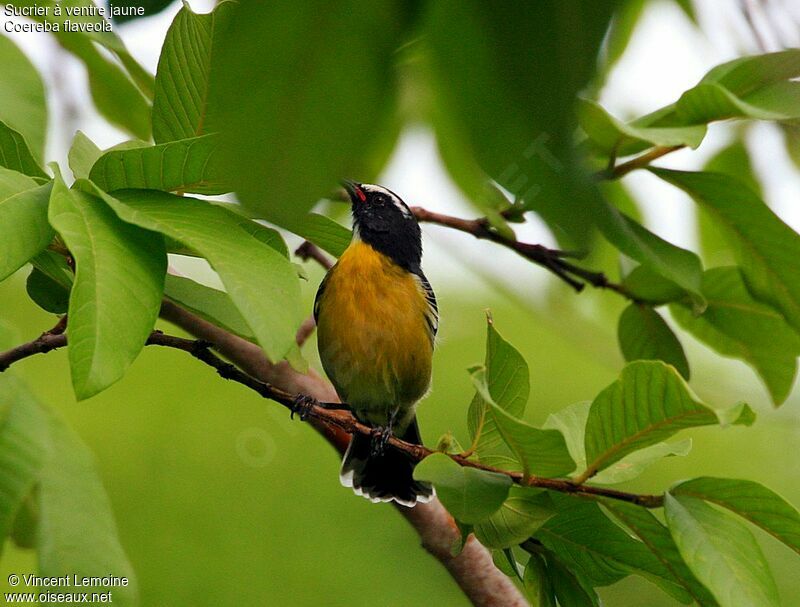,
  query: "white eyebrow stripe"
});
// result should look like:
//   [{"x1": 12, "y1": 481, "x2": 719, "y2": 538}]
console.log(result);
[{"x1": 361, "y1": 183, "x2": 412, "y2": 218}]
